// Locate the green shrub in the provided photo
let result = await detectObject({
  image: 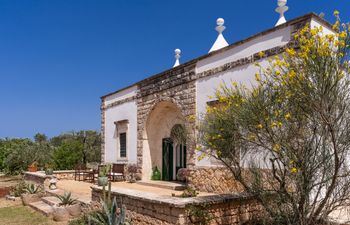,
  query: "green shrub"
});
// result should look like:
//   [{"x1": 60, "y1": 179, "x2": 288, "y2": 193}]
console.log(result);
[
  {"x1": 53, "y1": 140, "x2": 83, "y2": 170},
  {"x1": 10, "y1": 179, "x2": 27, "y2": 197}
]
